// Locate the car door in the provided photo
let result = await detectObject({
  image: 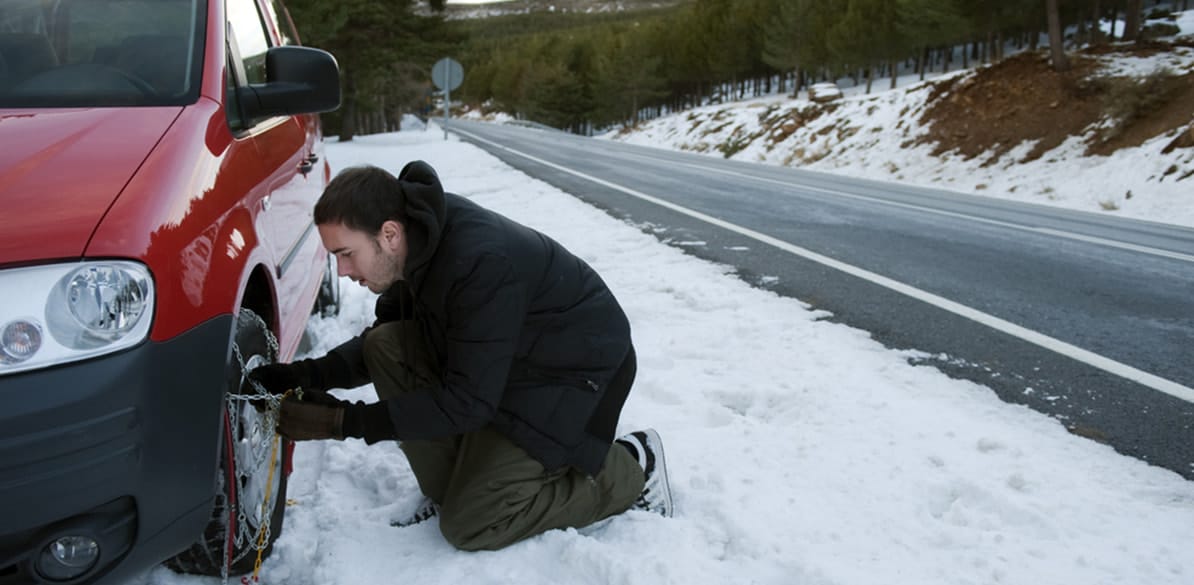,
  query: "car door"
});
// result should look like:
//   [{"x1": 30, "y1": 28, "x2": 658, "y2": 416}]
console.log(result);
[
  {"x1": 254, "y1": 0, "x2": 324, "y2": 285},
  {"x1": 226, "y1": 0, "x2": 323, "y2": 353}
]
